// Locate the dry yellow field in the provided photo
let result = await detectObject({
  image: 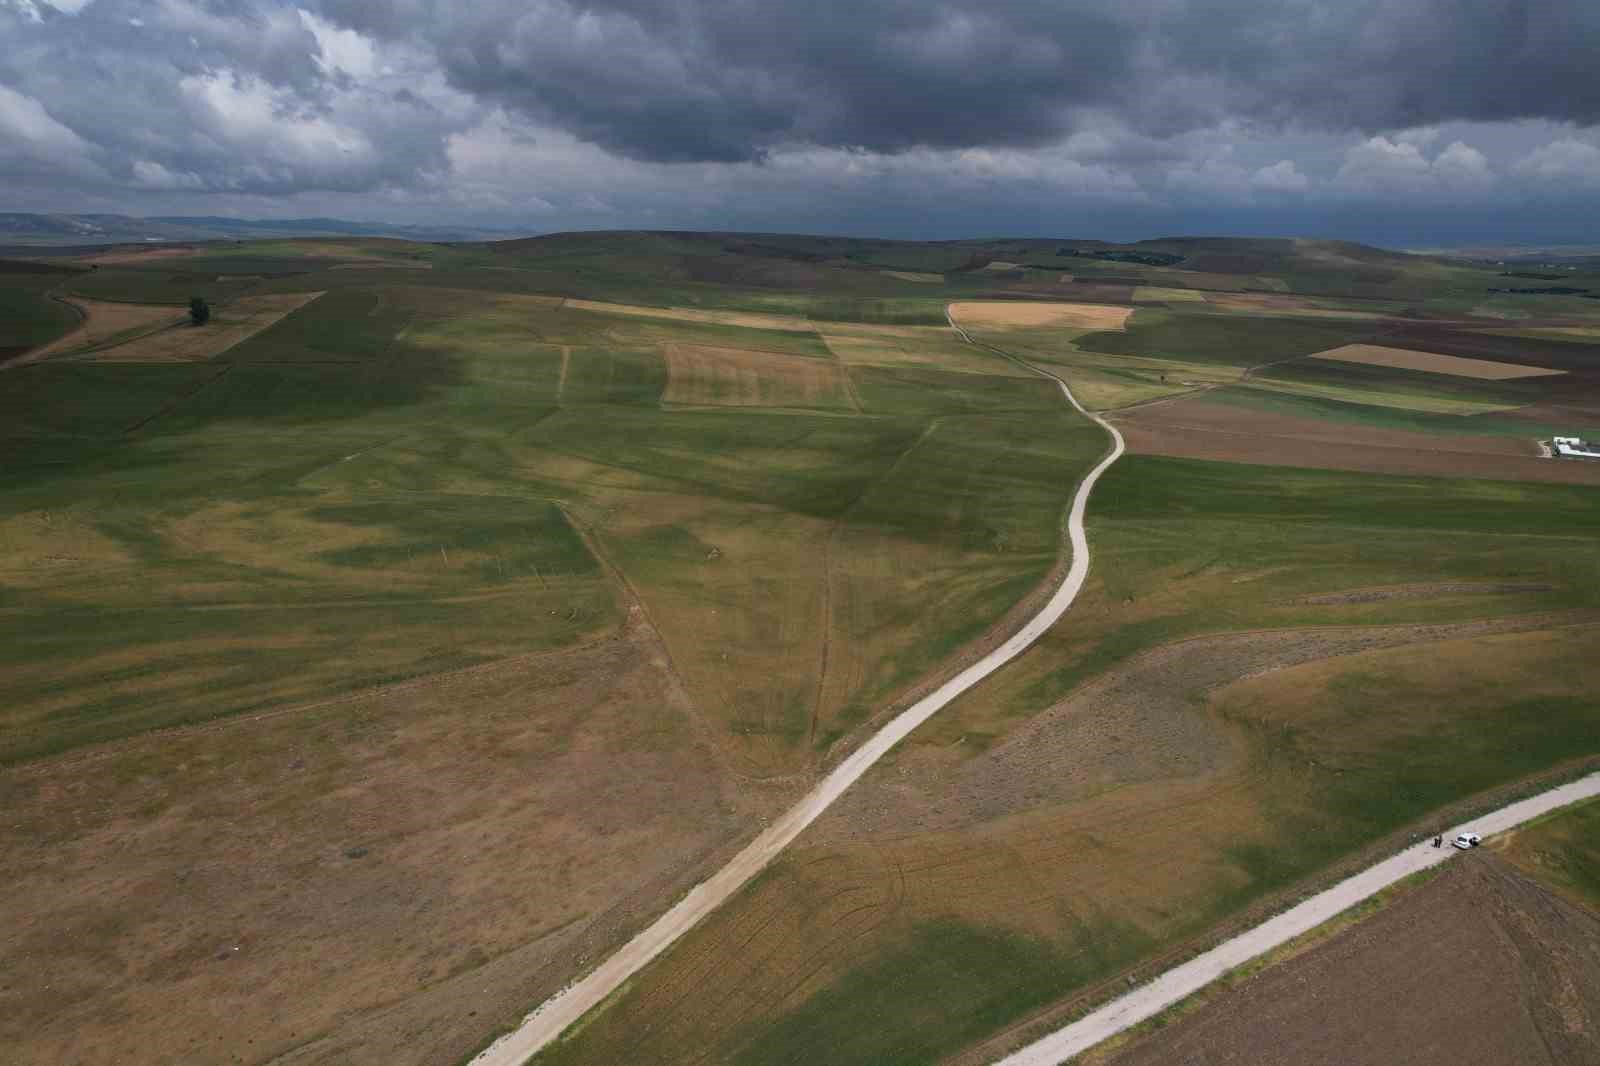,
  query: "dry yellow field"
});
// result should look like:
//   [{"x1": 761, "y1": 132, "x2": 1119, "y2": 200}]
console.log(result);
[
  {"x1": 819, "y1": 325, "x2": 1035, "y2": 377},
  {"x1": 27, "y1": 298, "x2": 187, "y2": 360},
  {"x1": 1204, "y1": 293, "x2": 1386, "y2": 320},
  {"x1": 561, "y1": 297, "x2": 818, "y2": 333},
  {"x1": 1472, "y1": 325, "x2": 1600, "y2": 342},
  {"x1": 79, "y1": 246, "x2": 201, "y2": 266},
  {"x1": 662, "y1": 343, "x2": 856, "y2": 409},
  {"x1": 1133, "y1": 287, "x2": 1207, "y2": 303},
  {"x1": 1310, "y1": 343, "x2": 1565, "y2": 380},
  {"x1": 949, "y1": 300, "x2": 1132, "y2": 331},
  {"x1": 64, "y1": 292, "x2": 324, "y2": 363}
]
